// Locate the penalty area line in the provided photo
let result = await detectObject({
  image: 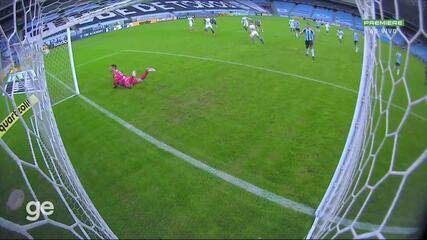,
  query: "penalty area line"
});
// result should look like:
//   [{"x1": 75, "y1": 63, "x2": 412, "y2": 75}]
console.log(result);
[
  {"x1": 123, "y1": 49, "x2": 426, "y2": 121},
  {"x1": 123, "y1": 49, "x2": 359, "y2": 94}
]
